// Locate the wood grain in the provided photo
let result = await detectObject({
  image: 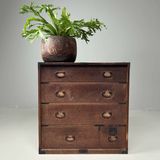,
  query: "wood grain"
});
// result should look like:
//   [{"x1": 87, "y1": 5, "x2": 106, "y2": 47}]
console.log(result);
[{"x1": 38, "y1": 62, "x2": 130, "y2": 154}]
